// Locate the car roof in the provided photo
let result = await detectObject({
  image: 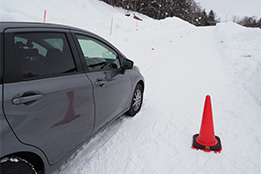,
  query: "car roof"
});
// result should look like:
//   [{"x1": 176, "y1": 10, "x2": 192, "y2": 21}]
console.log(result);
[
  {"x1": 0, "y1": 22, "x2": 87, "y2": 33},
  {"x1": 0, "y1": 21, "x2": 124, "y2": 58}
]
